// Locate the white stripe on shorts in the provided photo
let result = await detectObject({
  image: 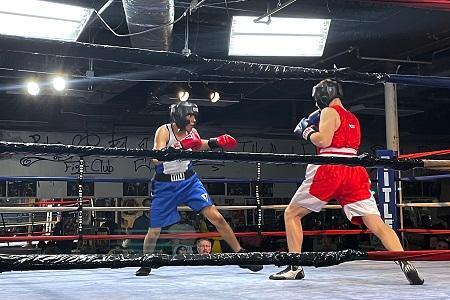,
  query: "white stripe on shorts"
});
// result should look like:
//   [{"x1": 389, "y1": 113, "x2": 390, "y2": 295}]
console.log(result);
[{"x1": 343, "y1": 198, "x2": 380, "y2": 221}]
